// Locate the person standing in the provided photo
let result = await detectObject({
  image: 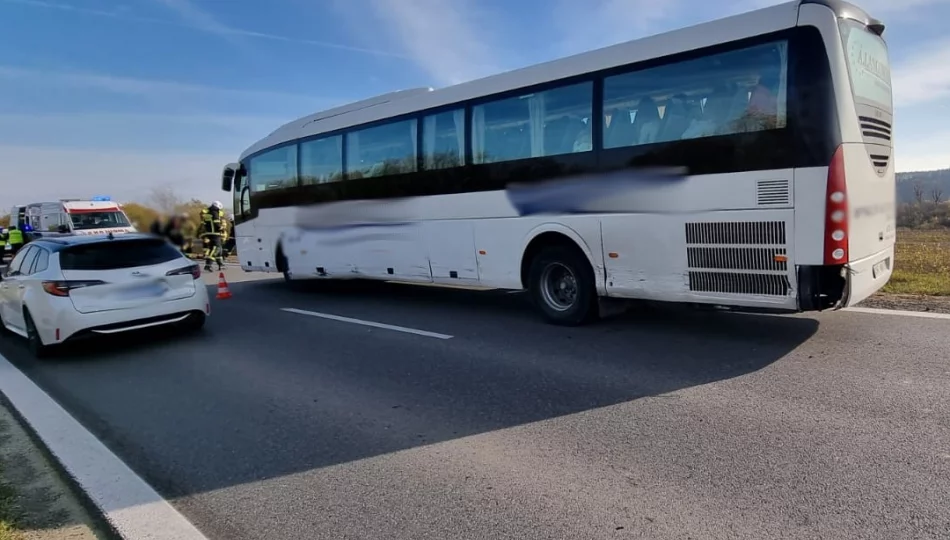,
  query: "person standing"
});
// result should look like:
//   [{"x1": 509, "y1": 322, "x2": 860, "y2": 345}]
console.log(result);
[
  {"x1": 7, "y1": 225, "x2": 24, "y2": 256},
  {"x1": 199, "y1": 201, "x2": 225, "y2": 272}
]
